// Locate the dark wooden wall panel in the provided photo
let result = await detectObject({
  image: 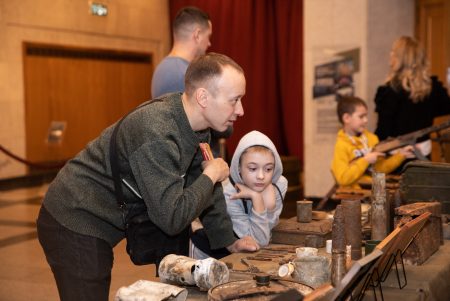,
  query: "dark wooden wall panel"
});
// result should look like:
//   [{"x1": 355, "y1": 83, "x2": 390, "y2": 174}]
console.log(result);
[
  {"x1": 24, "y1": 43, "x2": 153, "y2": 163},
  {"x1": 416, "y1": 0, "x2": 450, "y2": 162}
]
